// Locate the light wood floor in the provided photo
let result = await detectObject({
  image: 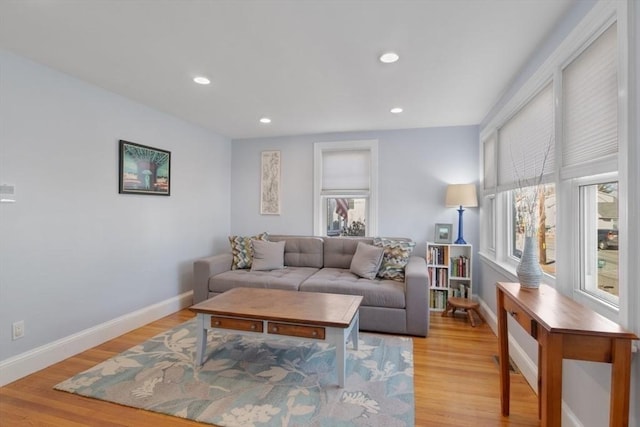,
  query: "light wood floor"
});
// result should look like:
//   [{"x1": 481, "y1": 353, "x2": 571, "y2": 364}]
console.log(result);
[{"x1": 0, "y1": 310, "x2": 539, "y2": 426}]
